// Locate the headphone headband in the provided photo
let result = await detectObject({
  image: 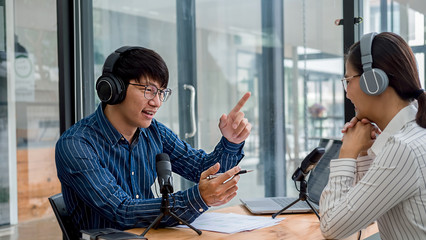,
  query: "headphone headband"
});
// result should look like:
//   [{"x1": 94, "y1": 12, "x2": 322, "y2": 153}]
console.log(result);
[
  {"x1": 102, "y1": 46, "x2": 143, "y2": 75},
  {"x1": 360, "y1": 32, "x2": 377, "y2": 72}
]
